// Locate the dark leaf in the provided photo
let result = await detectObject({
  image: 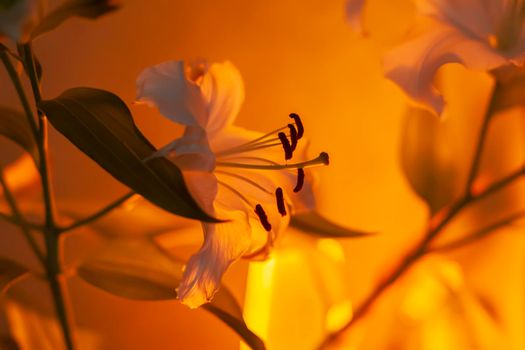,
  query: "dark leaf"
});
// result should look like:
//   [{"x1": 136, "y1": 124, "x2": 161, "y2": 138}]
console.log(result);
[
  {"x1": 77, "y1": 239, "x2": 265, "y2": 350},
  {"x1": 0, "y1": 107, "x2": 38, "y2": 164},
  {"x1": 291, "y1": 211, "x2": 372, "y2": 238},
  {"x1": 39, "y1": 87, "x2": 216, "y2": 222},
  {"x1": 0, "y1": 258, "x2": 27, "y2": 295},
  {"x1": 31, "y1": 0, "x2": 120, "y2": 39},
  {"x1": 400, "y1": 107, "x2": 460, "y2": 215}
]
